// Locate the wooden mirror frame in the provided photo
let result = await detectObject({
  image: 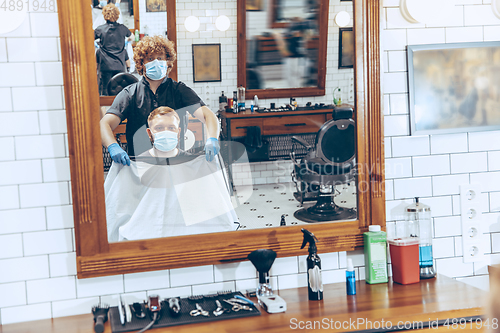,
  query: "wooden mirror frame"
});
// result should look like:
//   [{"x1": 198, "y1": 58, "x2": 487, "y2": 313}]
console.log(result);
[
  {"x1": 57, "y1": 0, "x2": 384, "y2": 279},
  {"x1": 237, "y1": 0, "x2": 330, "y2": 99},
  {"x1": 98, "y1": 0, "x2": 178, "y2": 106}
]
